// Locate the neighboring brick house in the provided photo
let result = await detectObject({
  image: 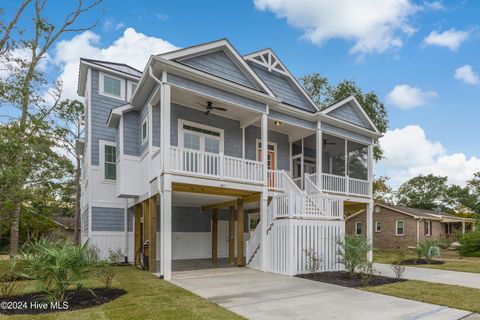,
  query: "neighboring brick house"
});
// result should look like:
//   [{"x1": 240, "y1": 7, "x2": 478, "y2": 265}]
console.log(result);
[{"x1": 345, "y1": 203, "x2": 475, "y2": 249}]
